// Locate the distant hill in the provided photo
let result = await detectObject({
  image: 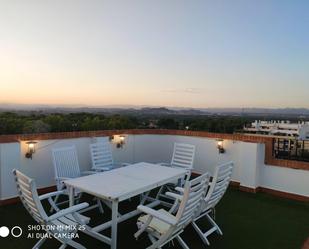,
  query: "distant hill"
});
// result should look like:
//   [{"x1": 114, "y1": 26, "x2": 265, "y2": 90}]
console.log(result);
[
  {"x1": 200, "y1": 108, "x2": 309, "y2": 116},
  {"x1": 0, "y1": 104, "x2": 309, "y2": 117}
]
